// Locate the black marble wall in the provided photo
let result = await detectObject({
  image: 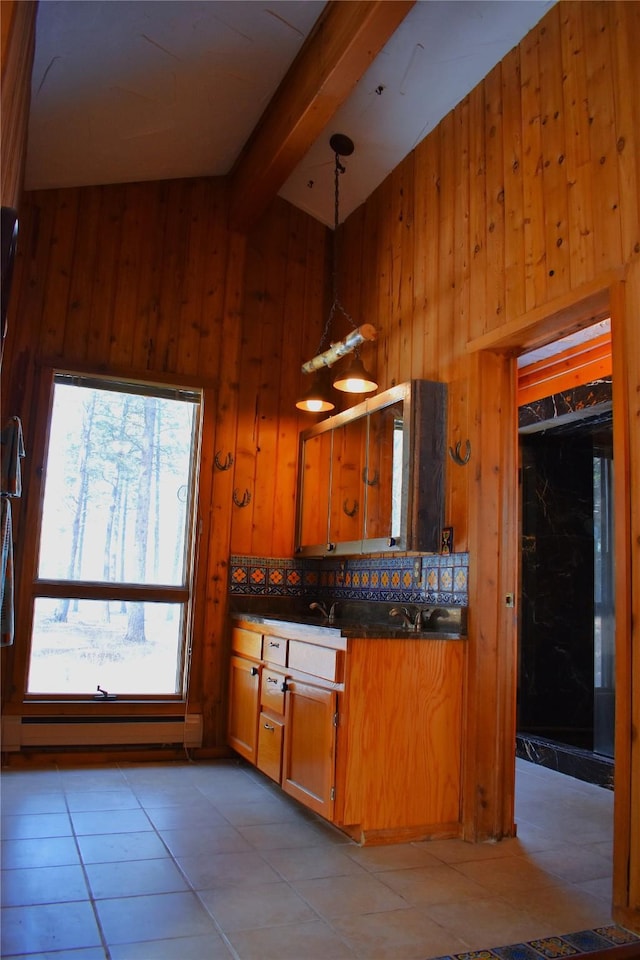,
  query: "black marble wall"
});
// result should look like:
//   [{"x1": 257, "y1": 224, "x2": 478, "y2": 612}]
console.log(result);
[{"x1": 519, "y1": 433, "x2": 596, "y2": 749}]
